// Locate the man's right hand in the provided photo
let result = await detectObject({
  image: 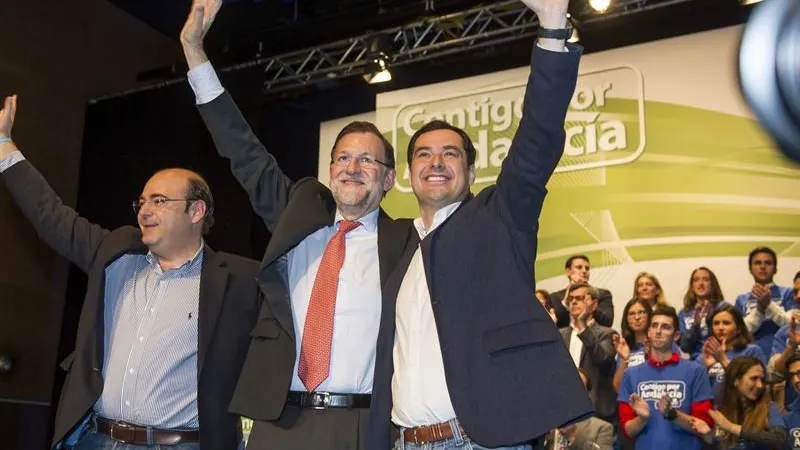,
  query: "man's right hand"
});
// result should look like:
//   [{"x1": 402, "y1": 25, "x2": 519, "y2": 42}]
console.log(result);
[
  {"x1": 180, "y1": 0, "x2": 221, "y2": 69},
  {"x1": 0, "y1": 95, "x2": 18, "y2": 159}
]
